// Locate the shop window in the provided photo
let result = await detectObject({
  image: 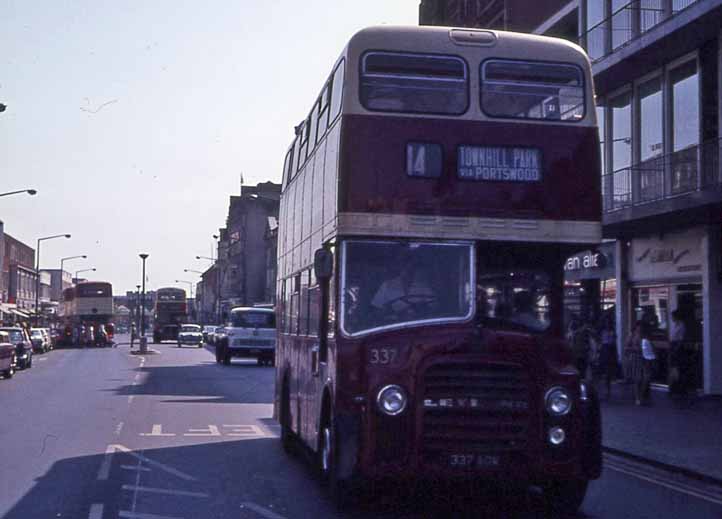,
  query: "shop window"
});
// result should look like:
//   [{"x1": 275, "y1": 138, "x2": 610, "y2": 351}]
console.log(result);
[{"x1": 631, "y1": 286, "x2": 669, "y2": 340}]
